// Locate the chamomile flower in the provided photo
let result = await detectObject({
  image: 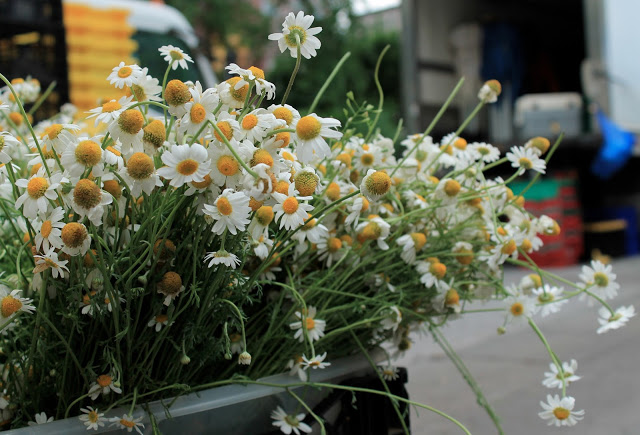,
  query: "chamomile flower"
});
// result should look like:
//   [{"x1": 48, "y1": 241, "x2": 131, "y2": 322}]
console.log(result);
[
  {"x1": 478, "y1": 79, "x2": 502, "y2": 103},
  {"x1": 147, "y1": 314, "x2": 173, "y2": 332},
  {"x1": 469, "y1": 142, "x2": 500, "y2": 163},
  {"x1": 88, "y1": 373, "x2": 122, "y2": 400},
  {"x1": 181, "y1": 82, "x2": 218, "y2": 138},
  {"x1": 396, "y1": 232, "x2": 427, "y2": 264},
  {"x1": 268, "y1": 11, "x2": 322, "y2": 59},
  {"x1": 355, "y1": 216, "x2": 391, "y2": 250},
  {"x1": 317, "y1": 235, "x2": 346, "y2": 267},
  {"x1": 360, "y1": 169, "x2": 392, "y2": 201},
  {"x1": 60, "y1": 221, "x2": 91, "y2": 256},
  {"x1": 33, "y1": 206, "x2": 65, "y2": 252},
  {"x1": 578, "y1": 260, "x2": 620, "y2": 301},
  {"x1": 159, "y1": 45, "x2": 193, "y2": 70},
  {"x1": 272, "y1": 184, "x2": 314, "y2": 230},
  {"x1": 86, "y1": 96, "x2": 133, "y2": 126},
  {"x1": 14, "y1": 171, "x2": 65, "y2": 219},
  {"x1": 108, "y1": 109, "x2": 145, "y2": 156},
  {"x1": 293, "y1": 214, "x2": 328, "y2": 245},
  {"x1": 0, "y1": 132, "x2": 19, "y2": 163},
  {"x1": 597, "y1": 305, "x2": 635, "y2": 334},
  {"x1": 238, "y1": 109, "x2": 280, "y2": 142},
  {"x1": 61, "y1": 137, "x2": 105, "y2": 180},
  {"x1": 119, "y1": 152, "x2": 162, "y2": 197},
  {"x1": 208, "y1": 140, "x2": 246, "y2": 188},
  {"x1": 301, "y1": 352, "x2": 330, "y2": 370},
  {"x1": 107, "y1": 61, "x2": 143, "y2": 89},
  {"x1": 33, "y1": 247, "x2": 69, "y2": 278},
  {"x1": 109, "y1": 414, "x2": 144, "y2": 434},
  {"x1": 203, "y1": 189, "x2": 251, "y2": 235},
  {"x1": 290, "y1": 306, "x2": 326, "y2": 342},
  {"x1": 504, "y1": 293, "x2": 538, "y2": 324},
  {"x1": 238, "y1": 351, "x2": 252, "y2": 365},
  {"x1": 79, "y1": 407, "x2": 105, "y2": 431},
  {"x1": 293, "y1": 114, "x2": 341, "y2": 163},
  {"x1": 127, "y1": 67, "x2": 162, "y2": 103},
  {"x1": 532, "y1": 285, "x2": 567, "y2": 317},
  {"x1": 27, "y1": 412, "x2": 54, "y2": 426},
  {"x1": 380, "y1": 306, "x2": 402, "y2": 331},
  {"x1": 0, "y1": 287, "x2": 35, "y2": 319},
  {"x1": 538, "y1": 395, "x2": 584, "y2": 427},
  {"x1": 252, "y1": 233, "x2": 273, "y2": 260},
  {"x1": 204, "y1": 250, "x2": 241, "y2": 269},
  {"x1": 380, "y1": 365, "x2": 399, "y2": 381},
  {"x1": 157, "y1": 144, "x2": 211, "y2": 188},
  {"x1": 506, "y1": 145, "x2": 546, "y2": 174},
  {"x1": 271, "y1": 406, "x2": 312, "y2": 435},
  {"x1": 287, "y1": 356, "x2": 308, "y2": 381},
  {"x1": 157, "y1": 271, "x2": 185, "y2": 306},
  {"x1": 69, "y1": 179, "x2": 113, "y2": 226},
  {"x1": 267, "y1": 104, "x2": 301, "y2": 128},
  {"x1": 542, "y1": 359, "x2": 580, "y2": 389}
]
